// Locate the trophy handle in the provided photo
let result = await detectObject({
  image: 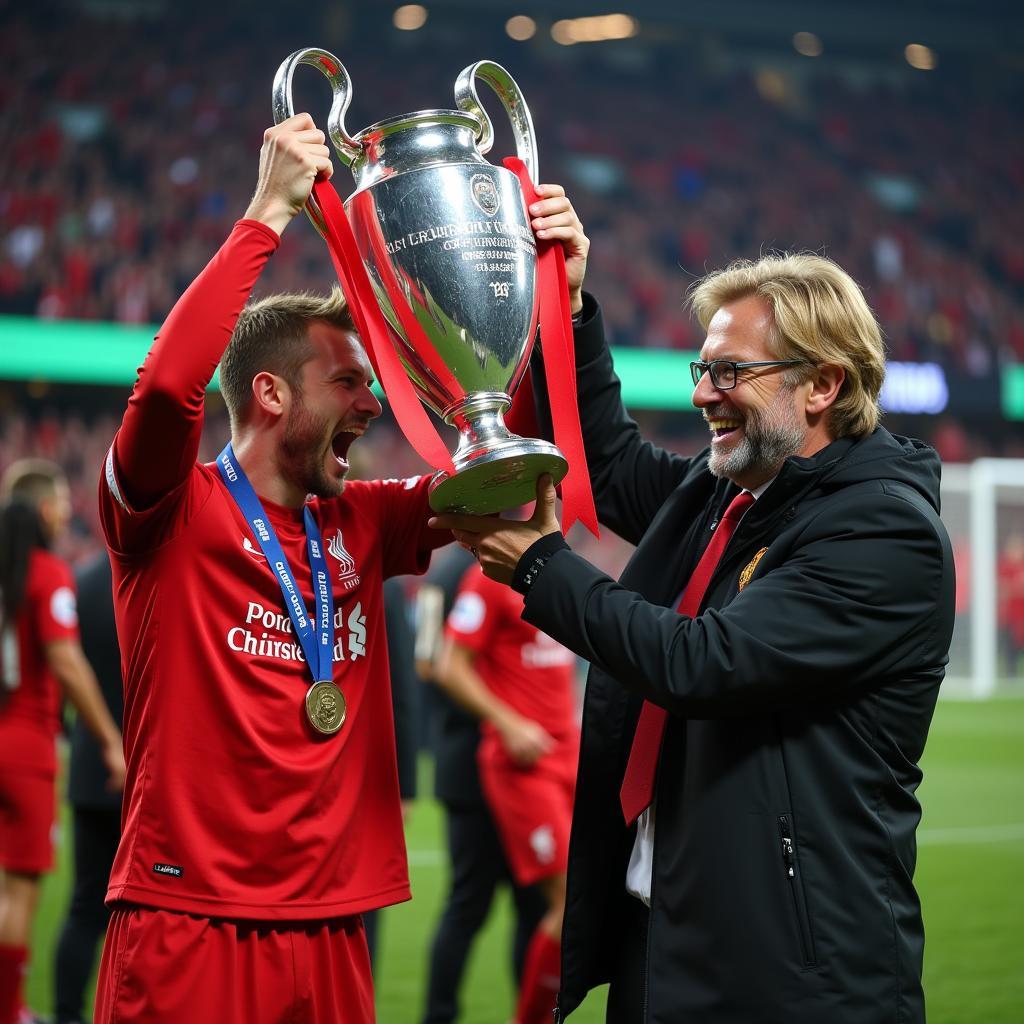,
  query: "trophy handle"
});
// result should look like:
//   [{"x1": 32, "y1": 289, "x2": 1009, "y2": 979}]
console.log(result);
[
  {"x1": 272, "y1": 48, "x2": 362, "y2": 167},
  {"x1": 454, "y1": 61, "x2": 538, "y2": 184}
]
